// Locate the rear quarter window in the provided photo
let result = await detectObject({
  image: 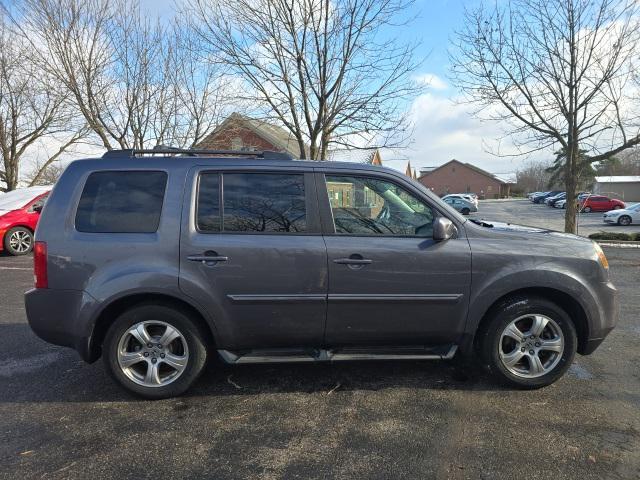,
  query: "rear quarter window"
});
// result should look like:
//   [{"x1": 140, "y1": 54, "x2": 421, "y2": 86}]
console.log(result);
[{"x1": 75, "y1": 171, "x2": 167, "y2": 233}]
